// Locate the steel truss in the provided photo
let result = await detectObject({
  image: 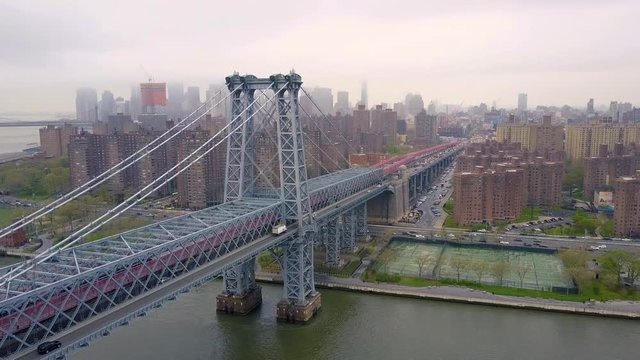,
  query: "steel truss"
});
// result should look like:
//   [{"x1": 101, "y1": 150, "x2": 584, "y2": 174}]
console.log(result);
[
  {"x1": 325, "y1": 218, "x2": 341, "y2": 267},
  {"x1": 0, "y1": 198, "x2": 281, "y2": 356},
  {"x1": 341, "y1": 210, "x2": 356, "y2": 252},
  {"x1": 356, "y1": 204, "x2": 367, "y2": 239}
]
